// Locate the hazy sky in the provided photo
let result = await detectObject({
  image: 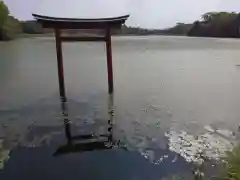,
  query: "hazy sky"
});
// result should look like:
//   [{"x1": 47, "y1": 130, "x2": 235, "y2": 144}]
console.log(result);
[{"x1": 3, "y1": 0, "x2": 240, "y2": 28}]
